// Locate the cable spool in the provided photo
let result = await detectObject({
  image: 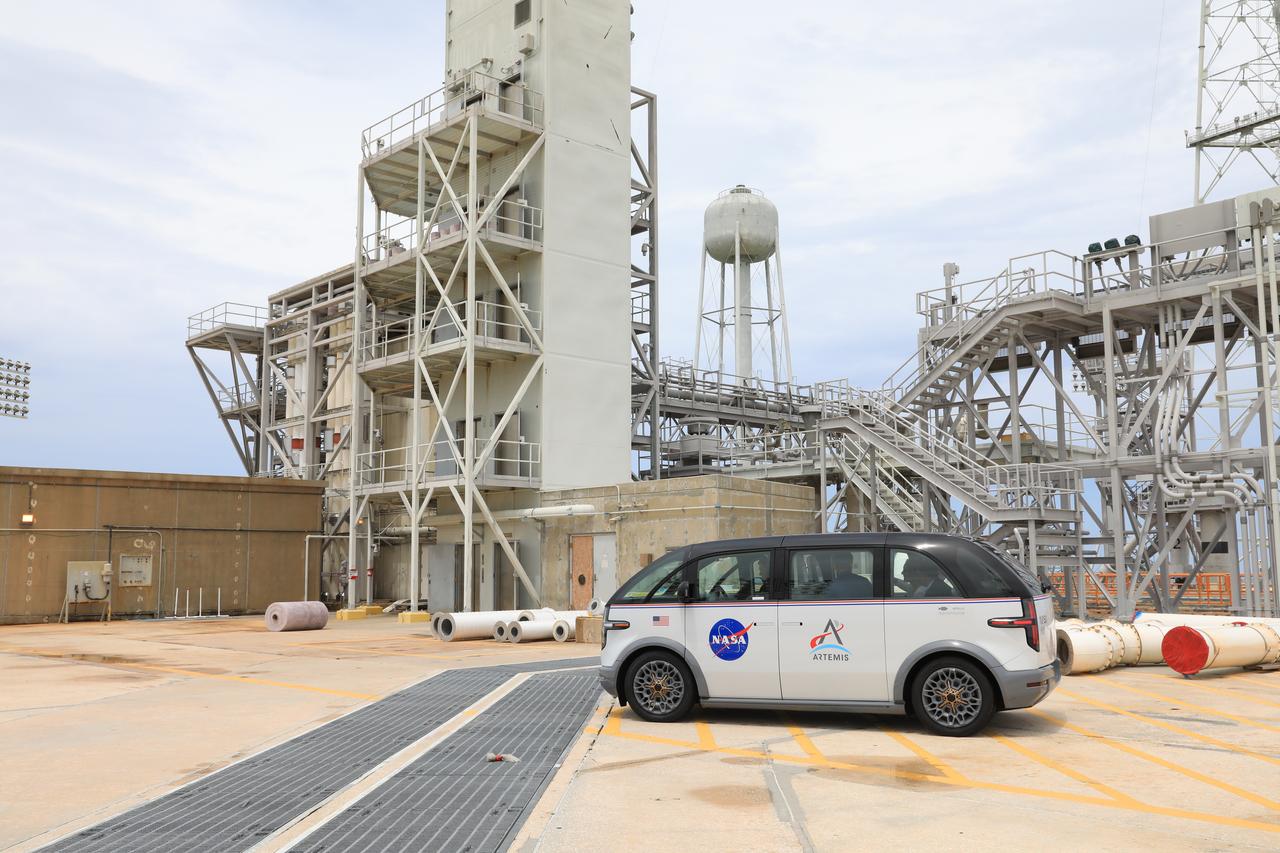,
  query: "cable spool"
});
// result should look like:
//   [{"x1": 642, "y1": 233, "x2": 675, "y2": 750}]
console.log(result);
[
  {"x1": 265, "y1": 601, "x2": 329, "y2": 632},
  {"x1": 552, "y1": 619, "x2": 574, "y2": 642}
]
